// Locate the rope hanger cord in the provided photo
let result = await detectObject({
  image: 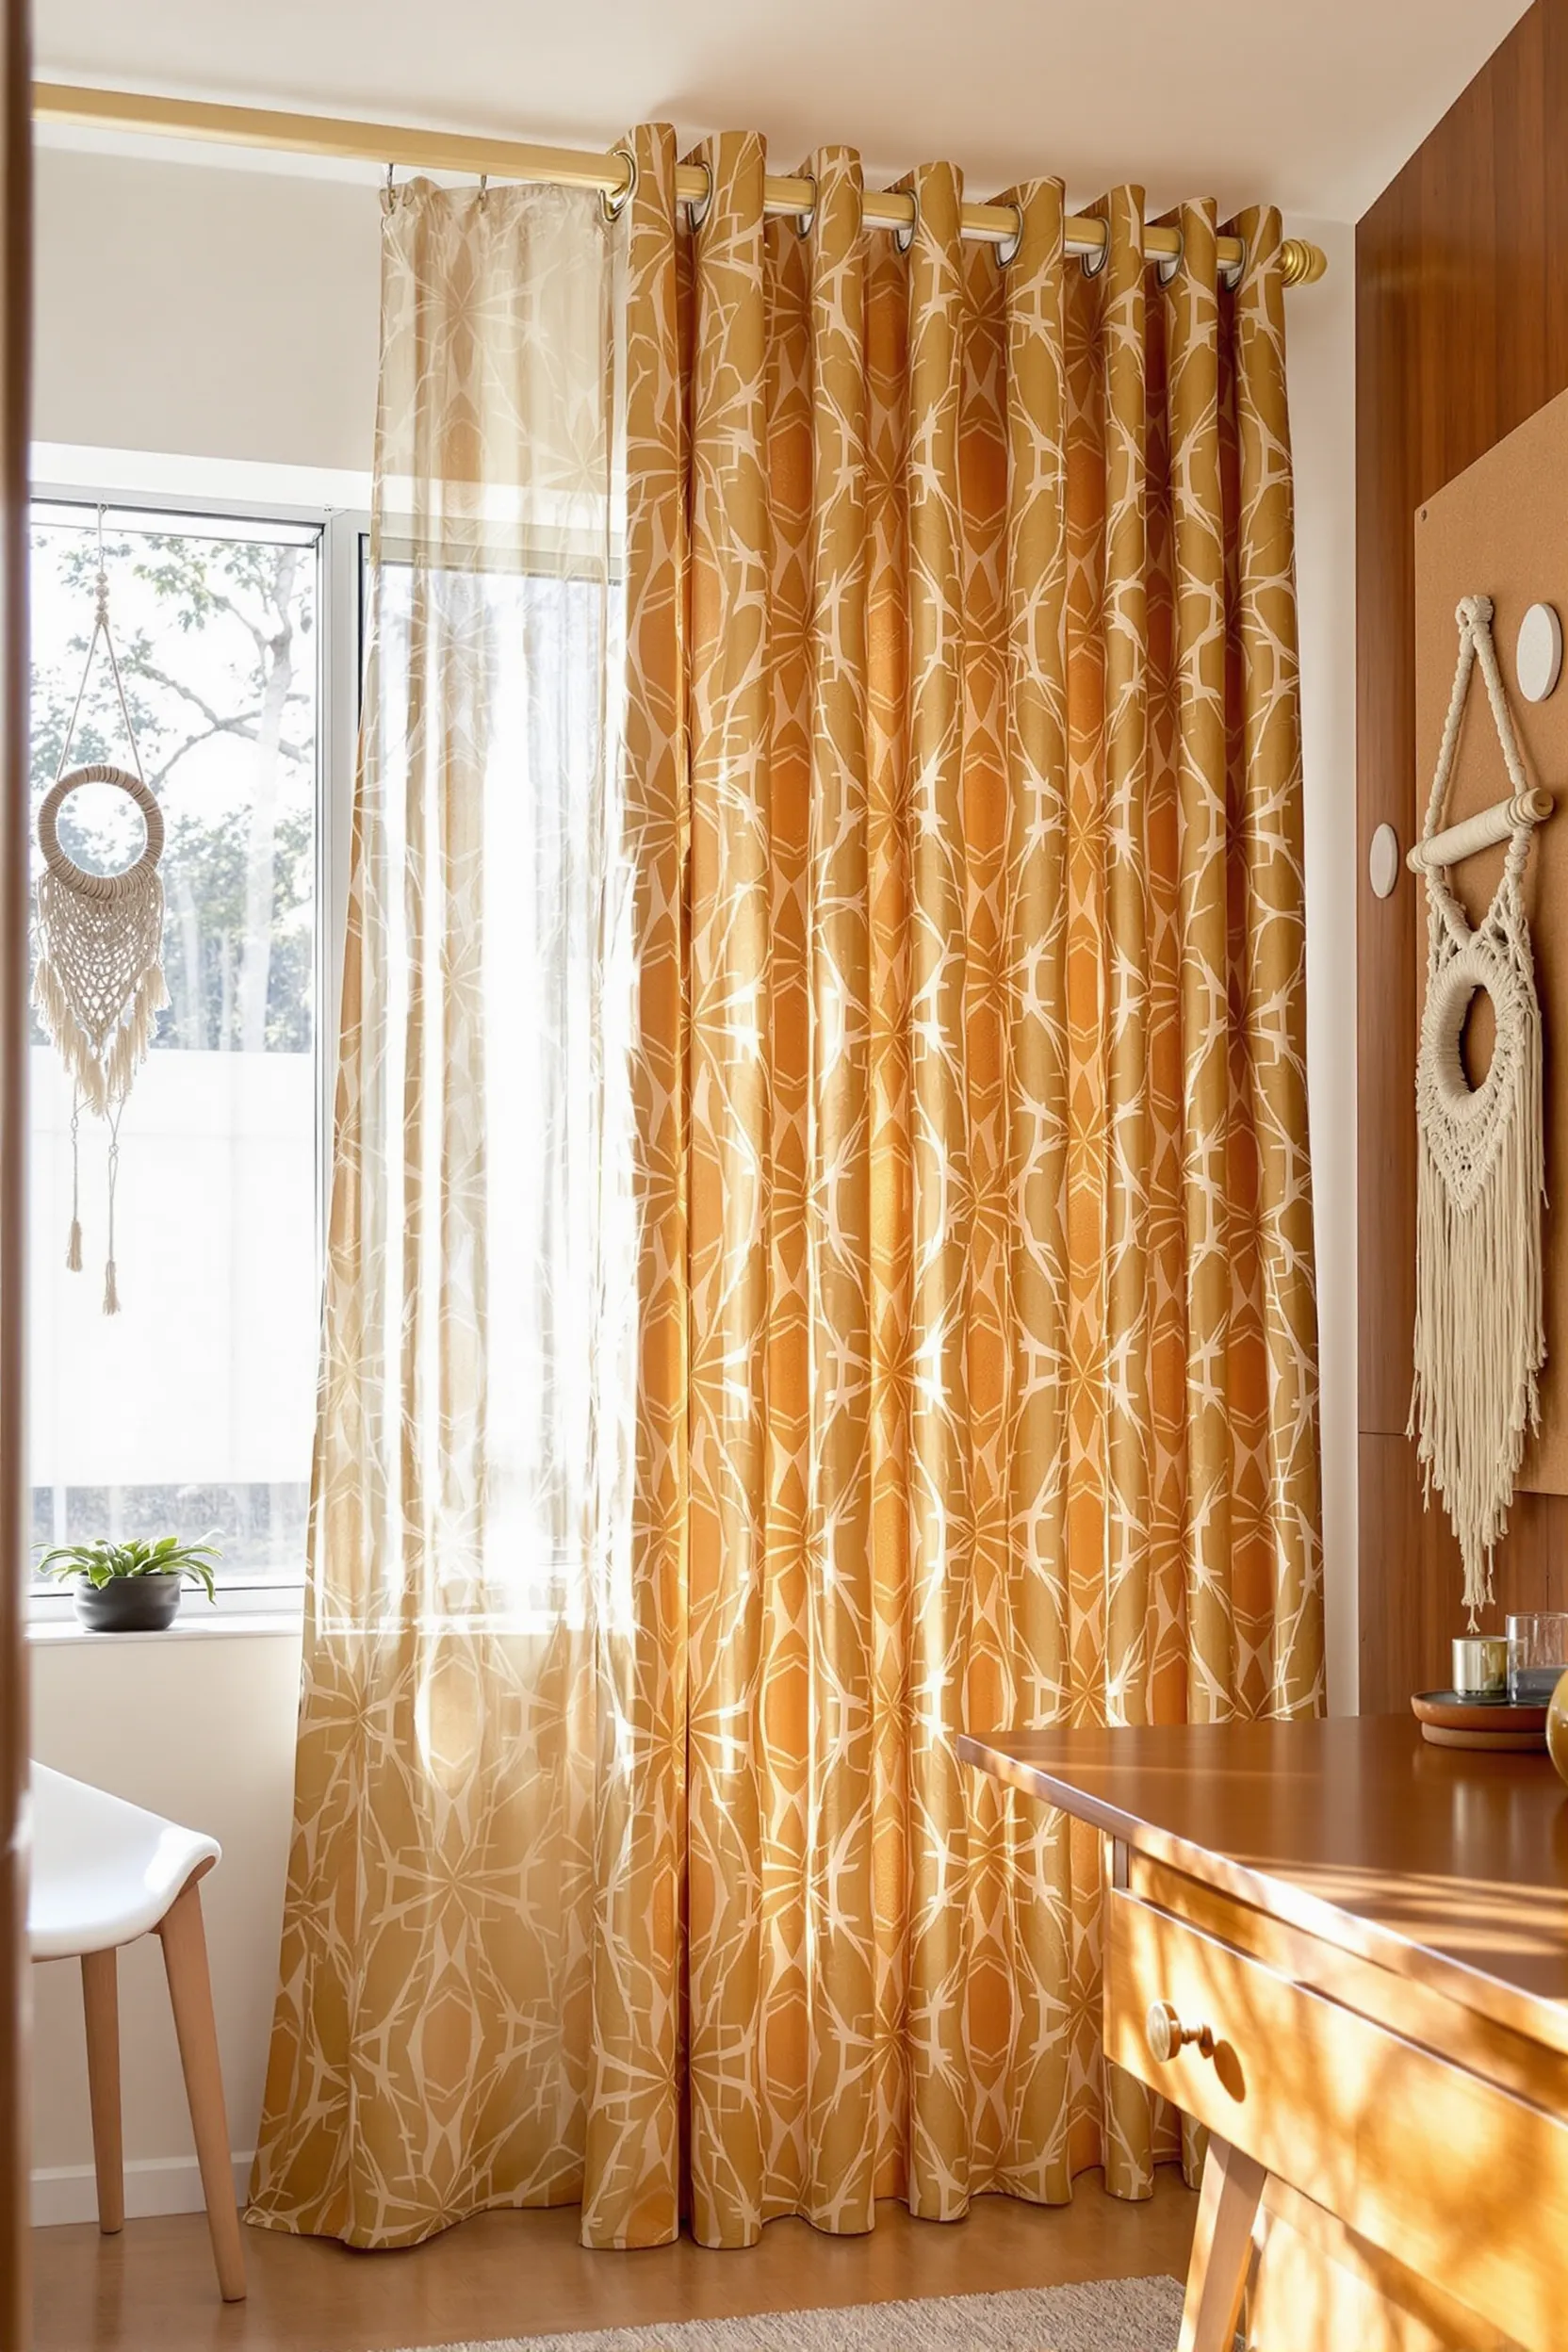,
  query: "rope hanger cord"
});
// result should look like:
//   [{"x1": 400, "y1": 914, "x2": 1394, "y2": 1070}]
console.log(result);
[
  {"x1": 1421, "y1": 594, "x2": 1537, "y2": 916},
  {"x1": 31, "y1": 510, "x2": 169, "y2": 1314},
  {"x1": 1409, "y1": 594, "x2": 1547, "y2": 1621}
]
